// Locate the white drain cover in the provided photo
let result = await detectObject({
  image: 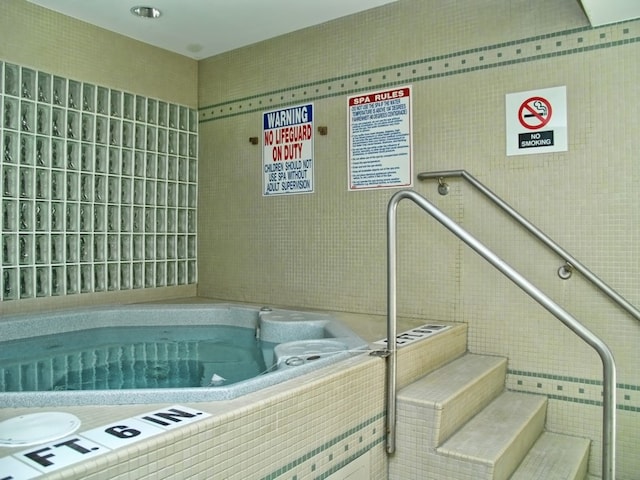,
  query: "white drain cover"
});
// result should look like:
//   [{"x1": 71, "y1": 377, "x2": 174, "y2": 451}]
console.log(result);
[{"x1": 0, "y1": 412, "x2": 81, "y2": 447}]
